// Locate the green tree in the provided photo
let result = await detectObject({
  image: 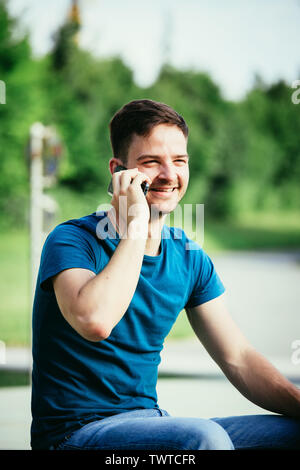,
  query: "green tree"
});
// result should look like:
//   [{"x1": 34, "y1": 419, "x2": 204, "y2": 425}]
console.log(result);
[
  {"x1": 46, "y1": 19, "x2": 140, "y2": 189},
  {"x1": 0, "y1": 0, "x2": 48, "y2": 228}
]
